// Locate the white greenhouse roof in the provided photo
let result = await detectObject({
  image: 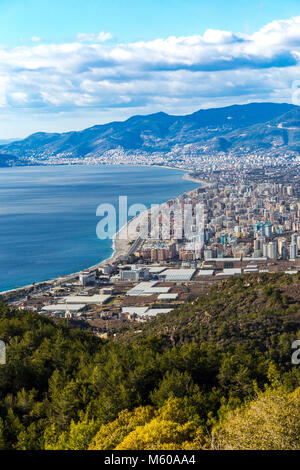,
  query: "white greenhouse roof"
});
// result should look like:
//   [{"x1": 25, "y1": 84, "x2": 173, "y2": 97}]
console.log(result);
[
  {"x1": 162, "y1": 269, "x2": 196, "y2": 281},
  {"x1": 122, "y1": 307, "x2": 173, "y2": 317},
  {"x1": 157, "y1": 293, "x2": 178, "y2": 300},
  {"x1": 198, "y1": 270, "x2": 214, "y2": 276},
  {"x1": 42, "y1": 304, "x2": 85, "y2": 312},
  {"x1": 64, "y1": 295, "x2": 111, "y2": 304},
  {"x1": 148, "y1": 267, "x2": 167, "y2": 274},
  {"x1": 216, "y1": 268, "x2": 242, "y2": 276}
]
